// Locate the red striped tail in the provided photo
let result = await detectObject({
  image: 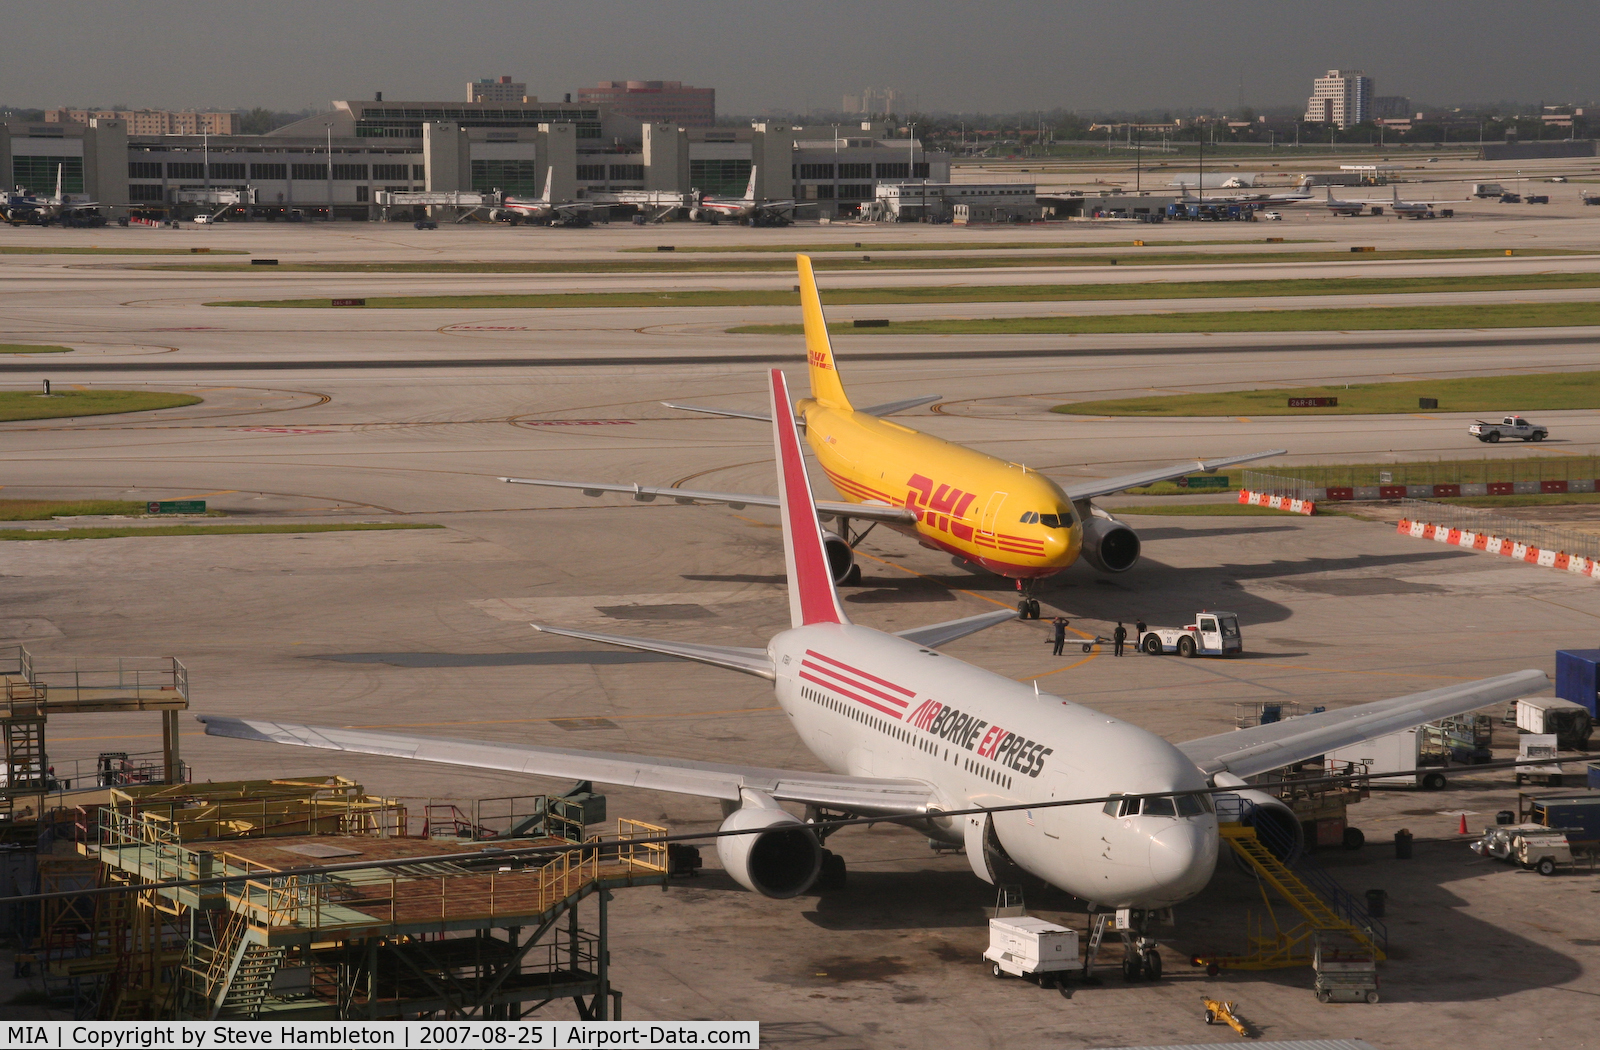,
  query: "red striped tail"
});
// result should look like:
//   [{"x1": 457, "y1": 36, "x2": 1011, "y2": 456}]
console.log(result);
[{"x1": 769, "y1": 368, "x2": 849, "y2": 628}]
